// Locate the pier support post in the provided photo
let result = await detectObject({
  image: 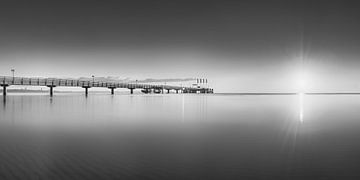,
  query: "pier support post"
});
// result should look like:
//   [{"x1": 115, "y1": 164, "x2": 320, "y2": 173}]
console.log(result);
[
  {"x1": 47, "y1": 85, "x2": 56, "y2": 97},
  {"x1": 50, "y1": 86, "x2": 53, "y2": 96},
  {"x1": 82, "y1": 86, "x2": 90, "y2": 96},
  {"x1": 129, "y1": 88, "x2": 134, "y2": 94},
  {"x1": 176, "y1": 89, "x2": 179, "y2": 94},
  {"x1": 167, "y1": 89, "x2": 170, "y2": 94},
  {"x1": 109, "y1": 87, "x2": 116, "y2": 95},
  {"x1": 1, "y1": 84, "x2": 9, "y2": 96}
]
